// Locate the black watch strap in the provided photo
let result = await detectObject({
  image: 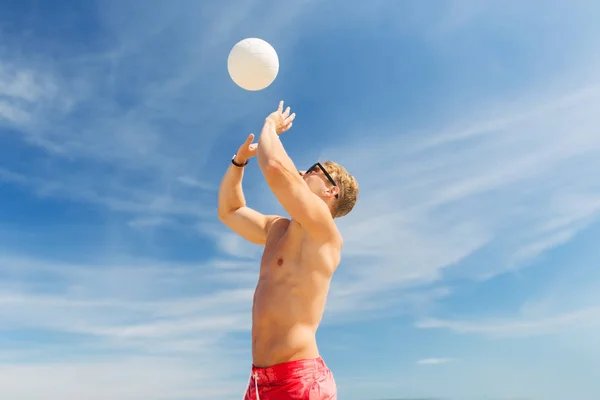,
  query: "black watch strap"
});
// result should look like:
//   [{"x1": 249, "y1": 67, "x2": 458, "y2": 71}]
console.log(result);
[{"x1": 231, "y1": 154, "x2": 249, "y2": 167}]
